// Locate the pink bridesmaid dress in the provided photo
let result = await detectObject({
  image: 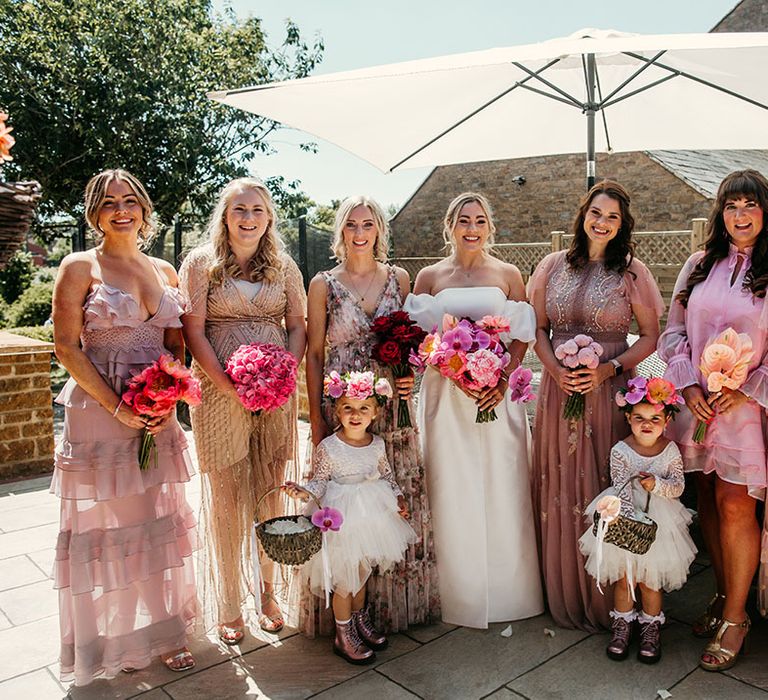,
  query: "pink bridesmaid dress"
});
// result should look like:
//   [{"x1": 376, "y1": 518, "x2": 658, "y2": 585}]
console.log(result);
[{"x1": 52, "y1": 281, "x2": 197, "y2": 686}]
